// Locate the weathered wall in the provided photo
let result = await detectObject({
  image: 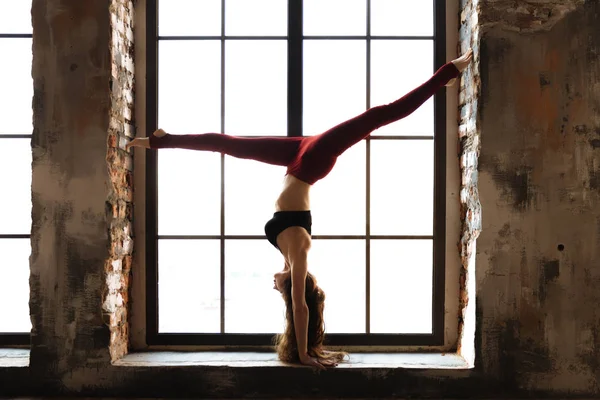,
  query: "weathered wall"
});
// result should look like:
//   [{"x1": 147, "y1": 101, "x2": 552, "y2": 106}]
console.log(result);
[
  {"x1": 476, "y1": 0, "x2": 600, "y2": 394},
  {"x1": 104, "y1": 0, "x2": 135, "y2": 362},
  {"x1": 26, "y1": 0, "x2": 134, "y2": 390},
  {"x1": 29, "y1": 0, "x2": 113, "y2": 381},
  {"x1": 457, "y1": 0, "x2": 482, "y2": 366}
]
